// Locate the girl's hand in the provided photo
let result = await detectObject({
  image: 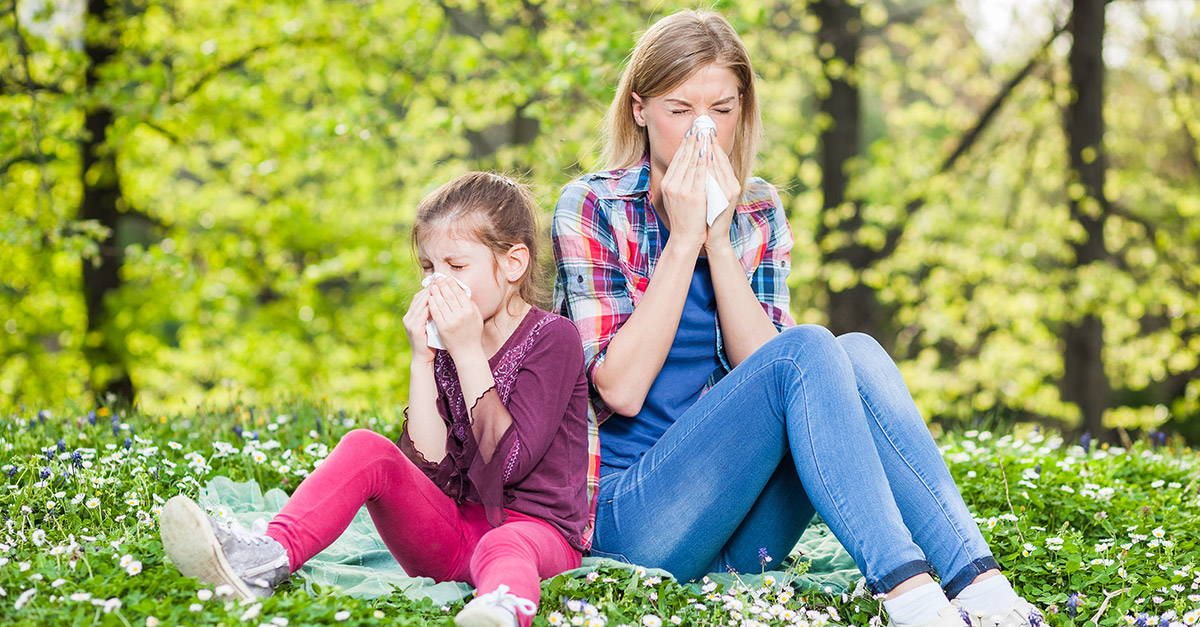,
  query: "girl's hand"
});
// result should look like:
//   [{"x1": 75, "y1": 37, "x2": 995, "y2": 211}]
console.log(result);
[
  {"x1": 403, "y1": 288, "x2": 436, "y2": 366},
  {"x1": 705, "y1": 134, "x2": 740, "y2": 253},
  {"x1": 659, "y1": 128, "x2": 709, "y2": 250},
  {"x1": 427, "y1": 277, "x2": 485, "y2": 361}
]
